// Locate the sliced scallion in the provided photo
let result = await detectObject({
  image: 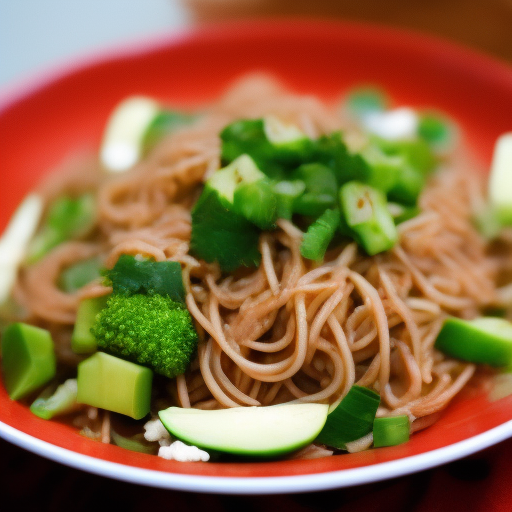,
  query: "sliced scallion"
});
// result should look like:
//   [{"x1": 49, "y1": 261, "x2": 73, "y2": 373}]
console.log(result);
[
  {"x1": 339, "y1": 181, "x2": 398, "y2": 255},
  {"x1": 300, "y1": 209, "x2": 340, "y2": 261},
  {"x1": 373, "y1": 415, "x2": 410, "y2": 448},
  {"x1": 315, "y1": 385, "x2": 381, "y2": 449}
]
